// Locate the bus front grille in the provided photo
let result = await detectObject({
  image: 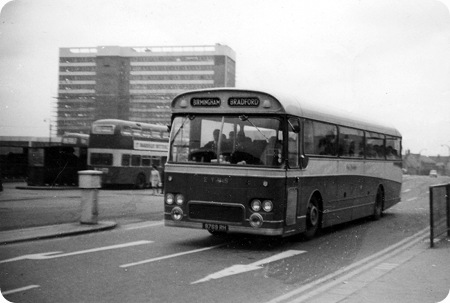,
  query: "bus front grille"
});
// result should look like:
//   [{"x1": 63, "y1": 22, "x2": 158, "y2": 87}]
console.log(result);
[{"x1": 188, "y1": 202, "x2": 244, "y2": 223}]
